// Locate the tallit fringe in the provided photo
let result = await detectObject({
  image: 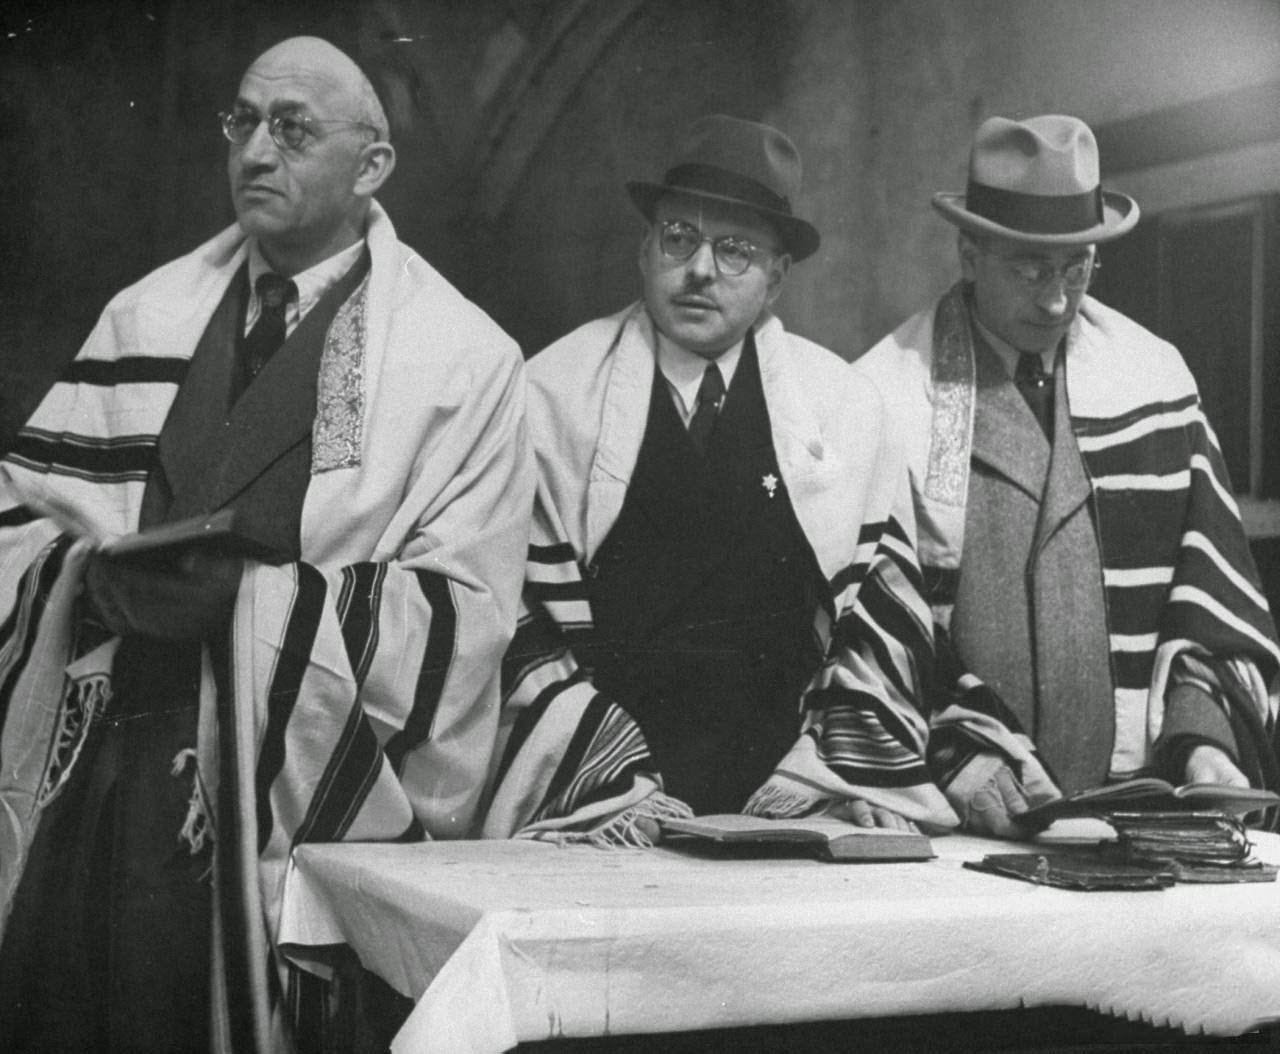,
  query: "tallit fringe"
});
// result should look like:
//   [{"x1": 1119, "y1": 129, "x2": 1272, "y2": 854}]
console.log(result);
[
  {"x1": 539, "y1": 793, "x2": 694, "y2": 849},
  {"x1": 743, "y1": 781, "x2": 828, "y2": 819},
  {"x1": 171, "y1": 747, "x2": 215, "y2": 860},
  {"x1": 37, "y1": 672, "x2": 112, "y2": 808}
]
